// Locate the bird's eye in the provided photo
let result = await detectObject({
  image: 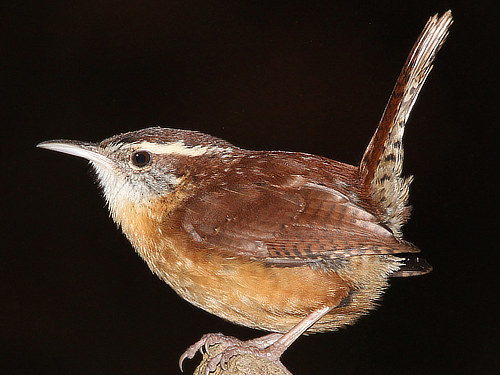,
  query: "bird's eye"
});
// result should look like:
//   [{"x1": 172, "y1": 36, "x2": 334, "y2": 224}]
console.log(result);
[{"x1": 131, "y1": 150, "x2": 152, "y2": 168}]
